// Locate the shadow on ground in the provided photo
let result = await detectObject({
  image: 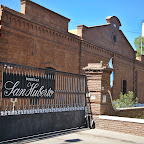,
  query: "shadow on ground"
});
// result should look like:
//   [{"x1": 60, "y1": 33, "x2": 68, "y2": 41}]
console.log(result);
[{"x1": 0, "y1": 127, "x2": 87, "y2": 144}]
